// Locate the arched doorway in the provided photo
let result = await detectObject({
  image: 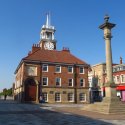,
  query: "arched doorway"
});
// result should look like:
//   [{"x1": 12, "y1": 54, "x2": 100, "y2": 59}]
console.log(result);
[{"x1": 24, "y1": 78, "x2": 37, "y2": 102}]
